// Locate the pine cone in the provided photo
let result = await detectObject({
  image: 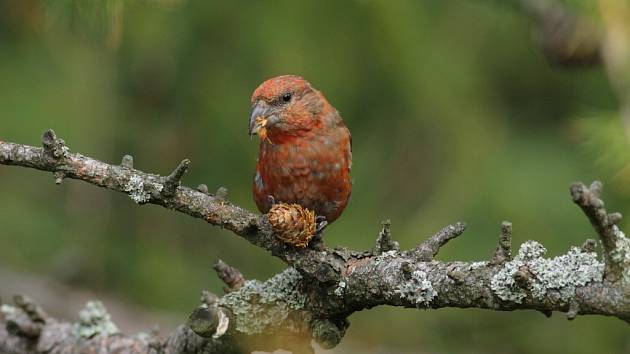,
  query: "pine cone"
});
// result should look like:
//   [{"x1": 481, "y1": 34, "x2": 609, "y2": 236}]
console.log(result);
[{"x1": 267, "y1": 203, "x2": 316, "y2": 248}]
